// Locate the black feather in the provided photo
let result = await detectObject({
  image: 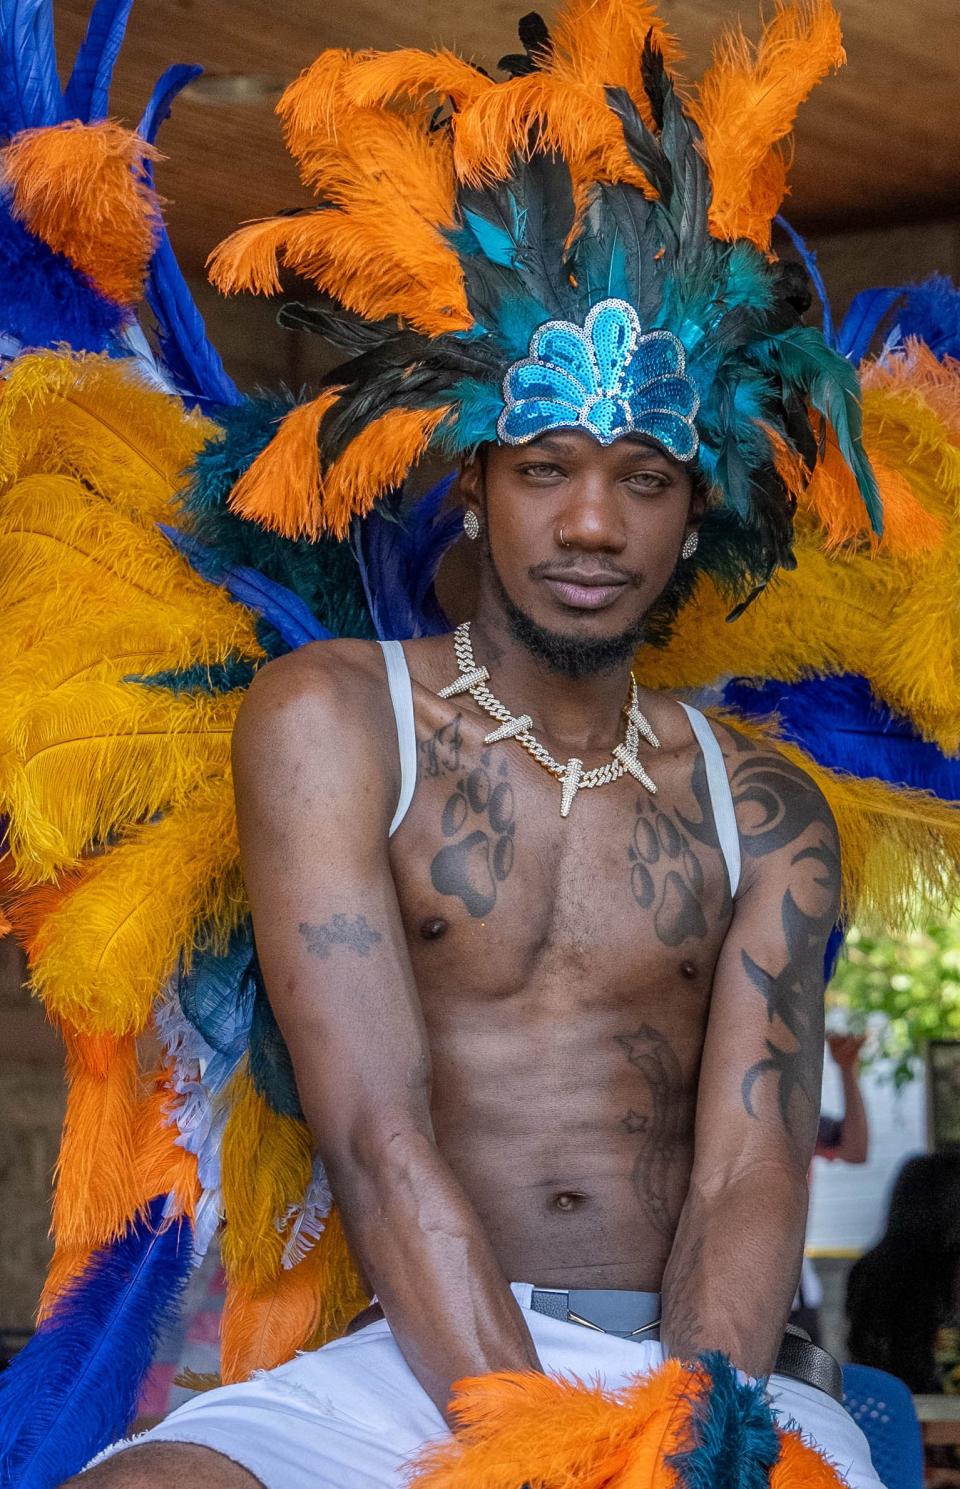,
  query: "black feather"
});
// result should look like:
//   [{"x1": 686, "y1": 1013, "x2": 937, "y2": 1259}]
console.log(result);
[
  {"x1": 278, "y1": 298, "x2": 401, "y2": 354},
  {"x1": 640, "y1": 29, "x2": 668, "y2": 131},
  {"x1": 605, "y1": 85, "x2": 674, "y2": 207}
]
